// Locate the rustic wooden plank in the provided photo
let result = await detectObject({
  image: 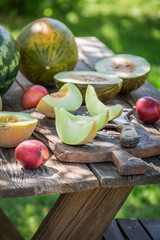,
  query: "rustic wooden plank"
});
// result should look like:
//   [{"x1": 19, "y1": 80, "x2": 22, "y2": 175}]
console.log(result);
[
  {"x1": 0, "y1": 146, "x2": 98, "y2": 198},
  {"x1": 116, "y1": 218, "x2": 151, "y2": 240},
  {"x1": 89, "y1": 155, "x2": 160, "y2": 187},
  {"x1": 32, "y1": 186, "x2": 133, "y2": 240},
  {"x1": 139, "y1": 219, "x2": 160, "y2": 240},
  {"x1": 0, "y1": 207, "x2": 24, "y2": 240},
  {"x1": 103, "y1": 220, "x2": 124, "y2": 240}
]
